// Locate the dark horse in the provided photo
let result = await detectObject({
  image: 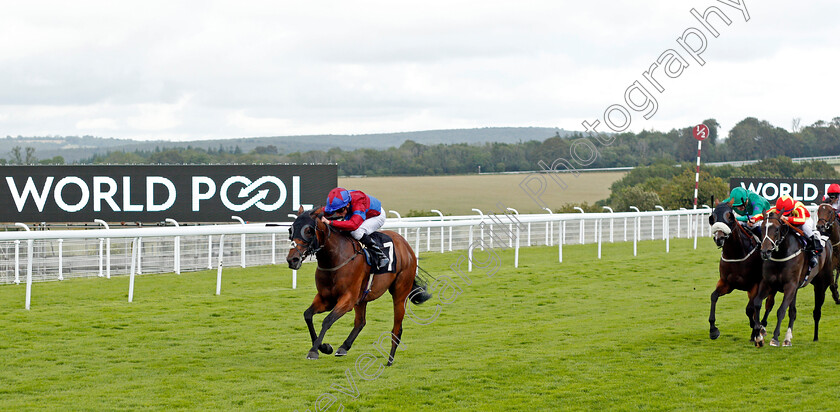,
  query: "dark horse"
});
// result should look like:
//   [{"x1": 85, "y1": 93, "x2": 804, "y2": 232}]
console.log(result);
[
  {"x1": 751, "y1": 211, "x2": 833, "y2": 347},
  {"x1": 287, "y1": 207, "x2": 431, "y2": 365},
  {"x1": 815, "y1": 203, "x2": 840, "y2": 304},
  {"x1": 708, "y1": 202, "x2": 775, "y2": 340}
]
